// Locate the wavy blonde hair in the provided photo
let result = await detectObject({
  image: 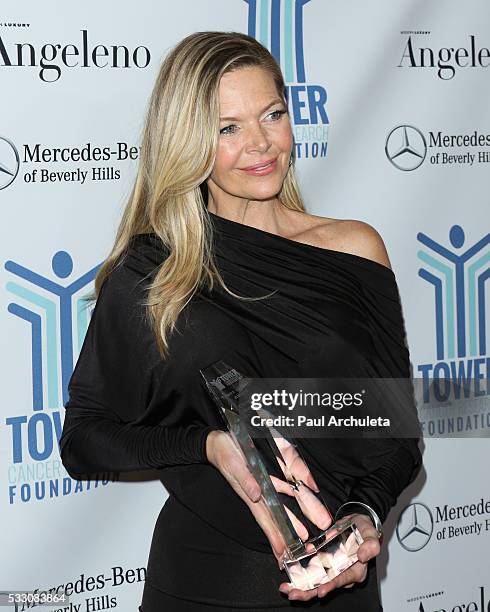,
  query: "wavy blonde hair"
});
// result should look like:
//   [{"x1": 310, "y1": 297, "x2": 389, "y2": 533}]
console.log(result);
[{"x1": 92, "y1": 31, "x2": 305, "y2": 359}]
